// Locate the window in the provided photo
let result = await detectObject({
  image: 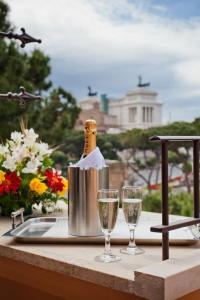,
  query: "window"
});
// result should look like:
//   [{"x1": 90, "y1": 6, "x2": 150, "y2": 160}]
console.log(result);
[
  {"x1": 143, "y1": 107, "x2": 154, "y2": 123},
  {"x1": 129, "y1": 107, "x2": 137, "y2": 122},
  {"x1": 150, "y1": 107, "x2": 153, "y2": 122},
  {"x1": 143, "y1": 107, "x2": 145, "y2": 122}
]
